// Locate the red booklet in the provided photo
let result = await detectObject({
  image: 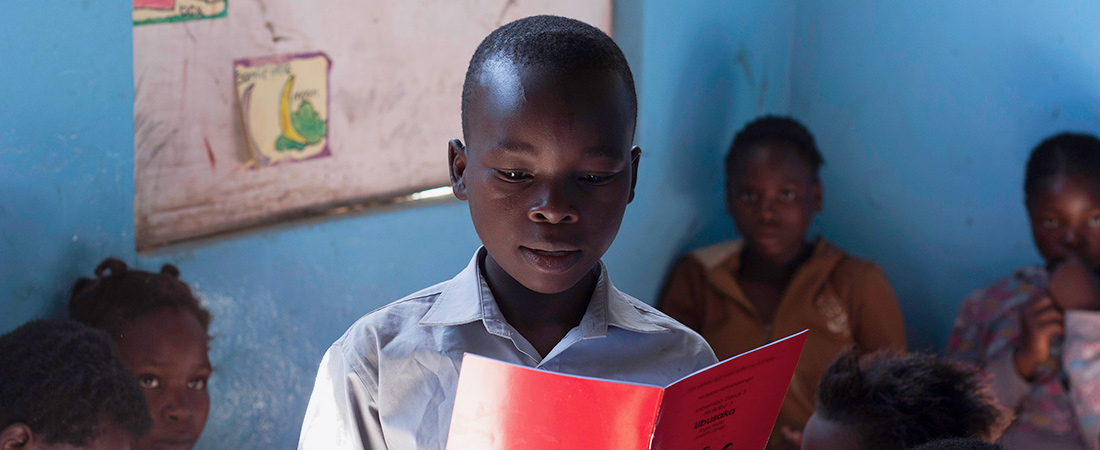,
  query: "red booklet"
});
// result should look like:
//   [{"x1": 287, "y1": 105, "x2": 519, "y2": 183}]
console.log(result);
[{"x1": 446, "y1": 330, "x2": 808, "y2": 450}]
